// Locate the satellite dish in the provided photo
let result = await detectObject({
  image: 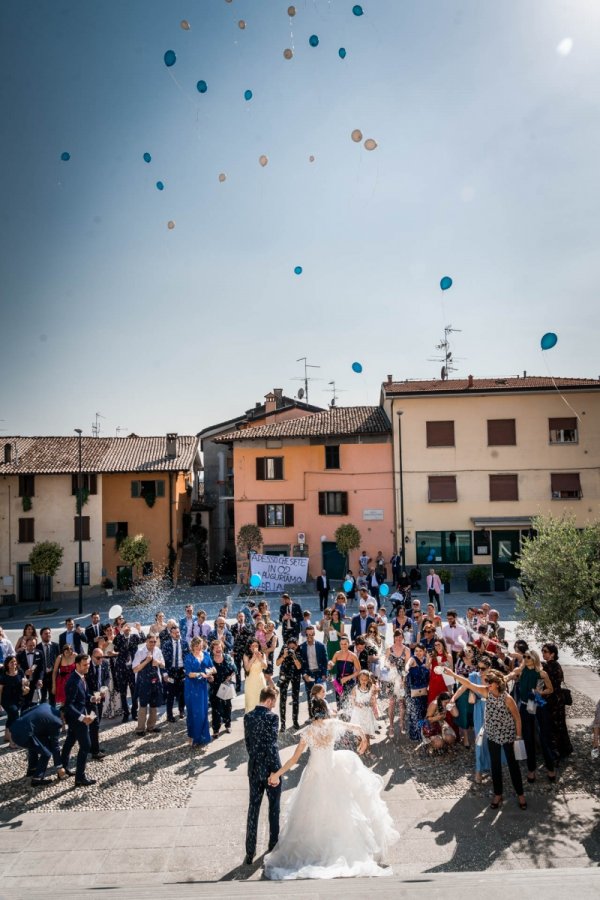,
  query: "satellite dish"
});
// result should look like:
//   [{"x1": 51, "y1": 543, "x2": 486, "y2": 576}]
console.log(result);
[
  {"x1": 441, "y1": 366, "x2": 447, "y2": 381},
  {"x1": 297, "y1": 387, "x2": 305, "y2": 399}
]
